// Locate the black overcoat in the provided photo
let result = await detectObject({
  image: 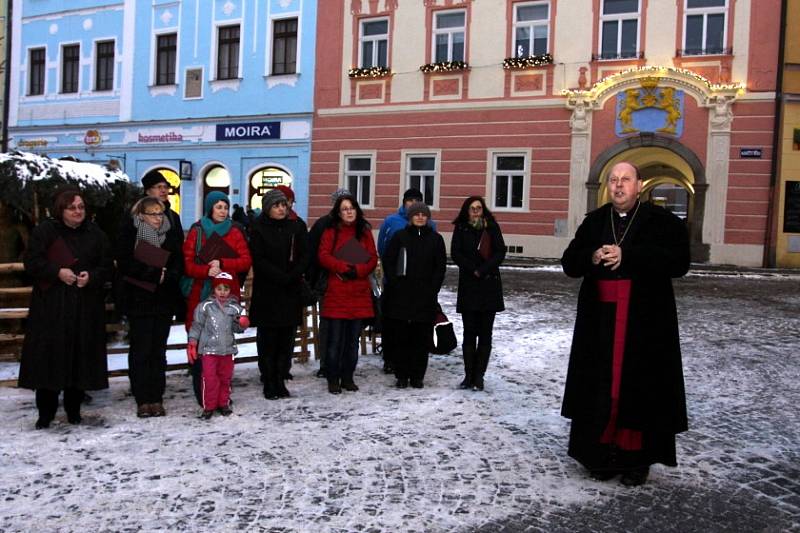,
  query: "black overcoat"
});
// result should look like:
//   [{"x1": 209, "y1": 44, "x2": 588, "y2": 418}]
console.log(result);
[
  {"x1": 19, "y1": 218, "x2": 112, "y2": 391},
  {"x1": 114, "y1": 215, "x2": 184, "y2": 318},
  {"x1": 450, "y1": 221, "x2": 506, "y2": 313},
  {"x1": 248, "y1": 215, "x2": 309, "y2": 328},
  {"x1": 382, "y1": 224, "x2": 447, "y2": 323},
  {"x1": 561, "y1": 201, "x2": 689, "y2": 434}
]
